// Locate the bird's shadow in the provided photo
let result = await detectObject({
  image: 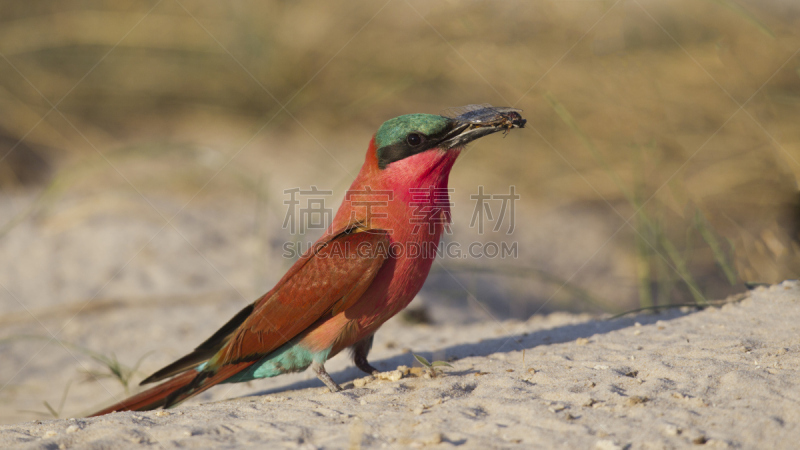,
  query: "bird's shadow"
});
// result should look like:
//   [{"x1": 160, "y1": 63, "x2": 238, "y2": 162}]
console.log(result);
[{"x1": 244, "y1": 307, "x2": 692, "y2": 398}]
